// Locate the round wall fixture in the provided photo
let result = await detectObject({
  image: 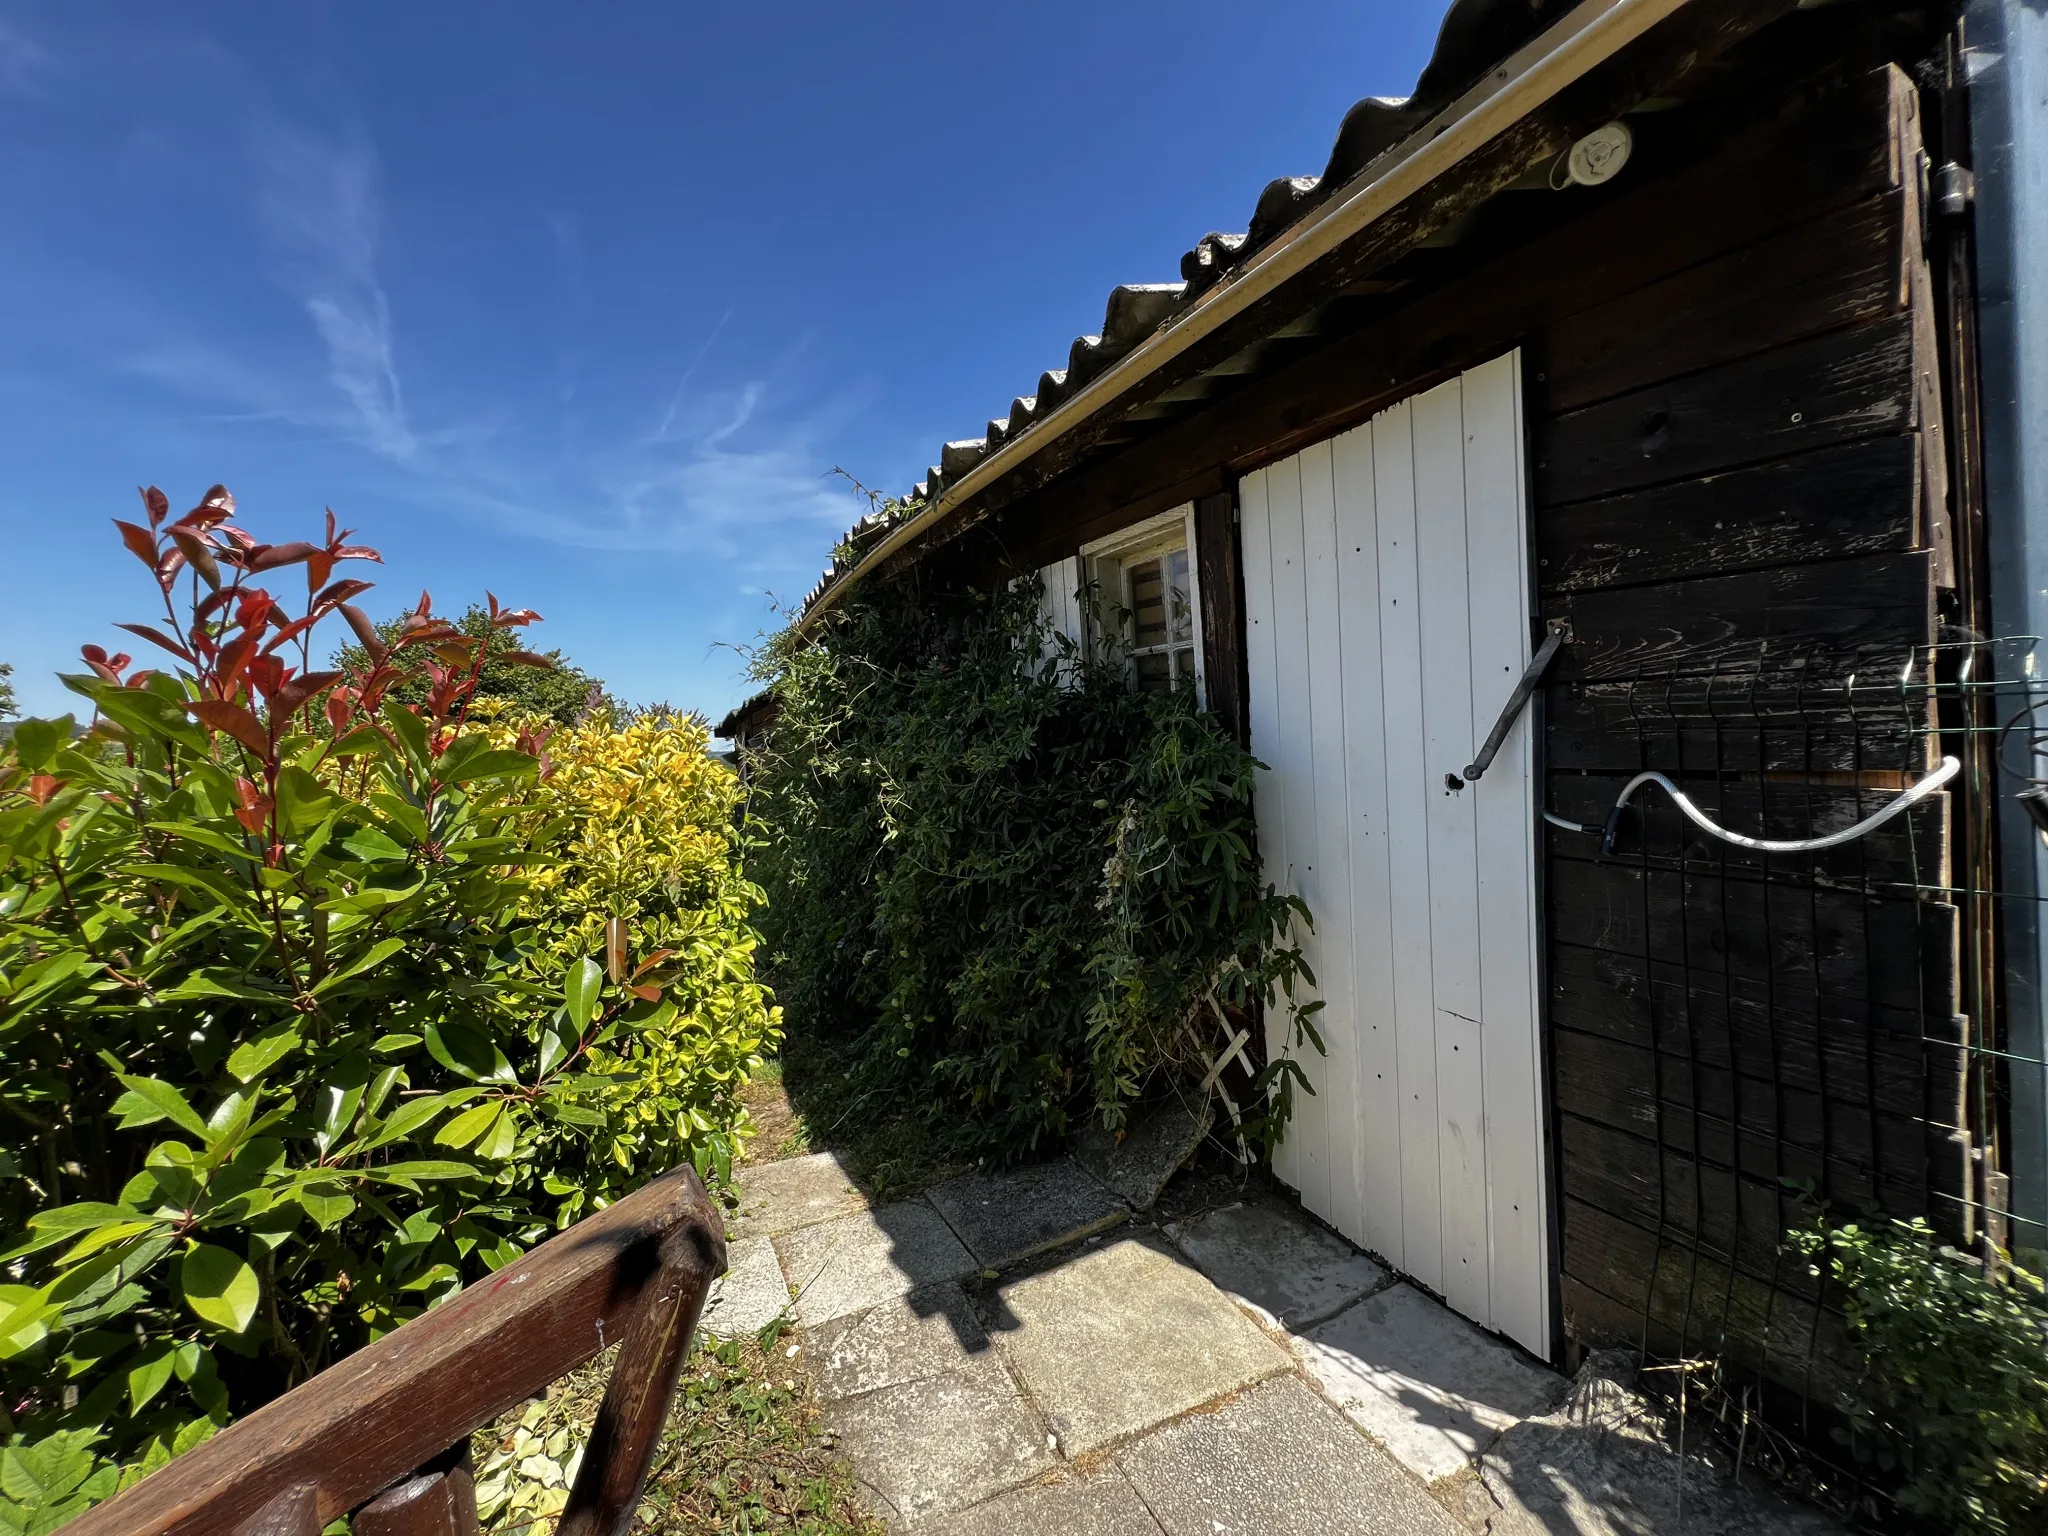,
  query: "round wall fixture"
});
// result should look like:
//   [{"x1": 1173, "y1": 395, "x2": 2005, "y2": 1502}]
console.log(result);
[{"x1": 1565, "y1": 122, "x2": 1633, "y2": 187}]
